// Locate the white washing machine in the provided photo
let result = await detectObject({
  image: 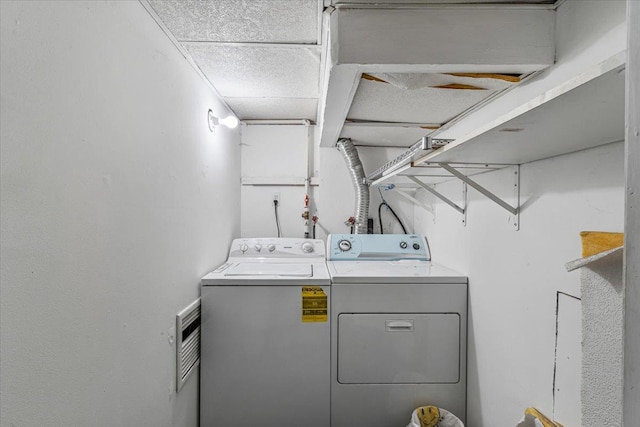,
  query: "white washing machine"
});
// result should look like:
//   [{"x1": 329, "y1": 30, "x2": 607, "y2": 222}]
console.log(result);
[
  {"x1": 327, "y1": 234, "x2": 468, "y2": 427},
  {"x1": 200, "y1": 238, "x2": 330, "y2": 427}
]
